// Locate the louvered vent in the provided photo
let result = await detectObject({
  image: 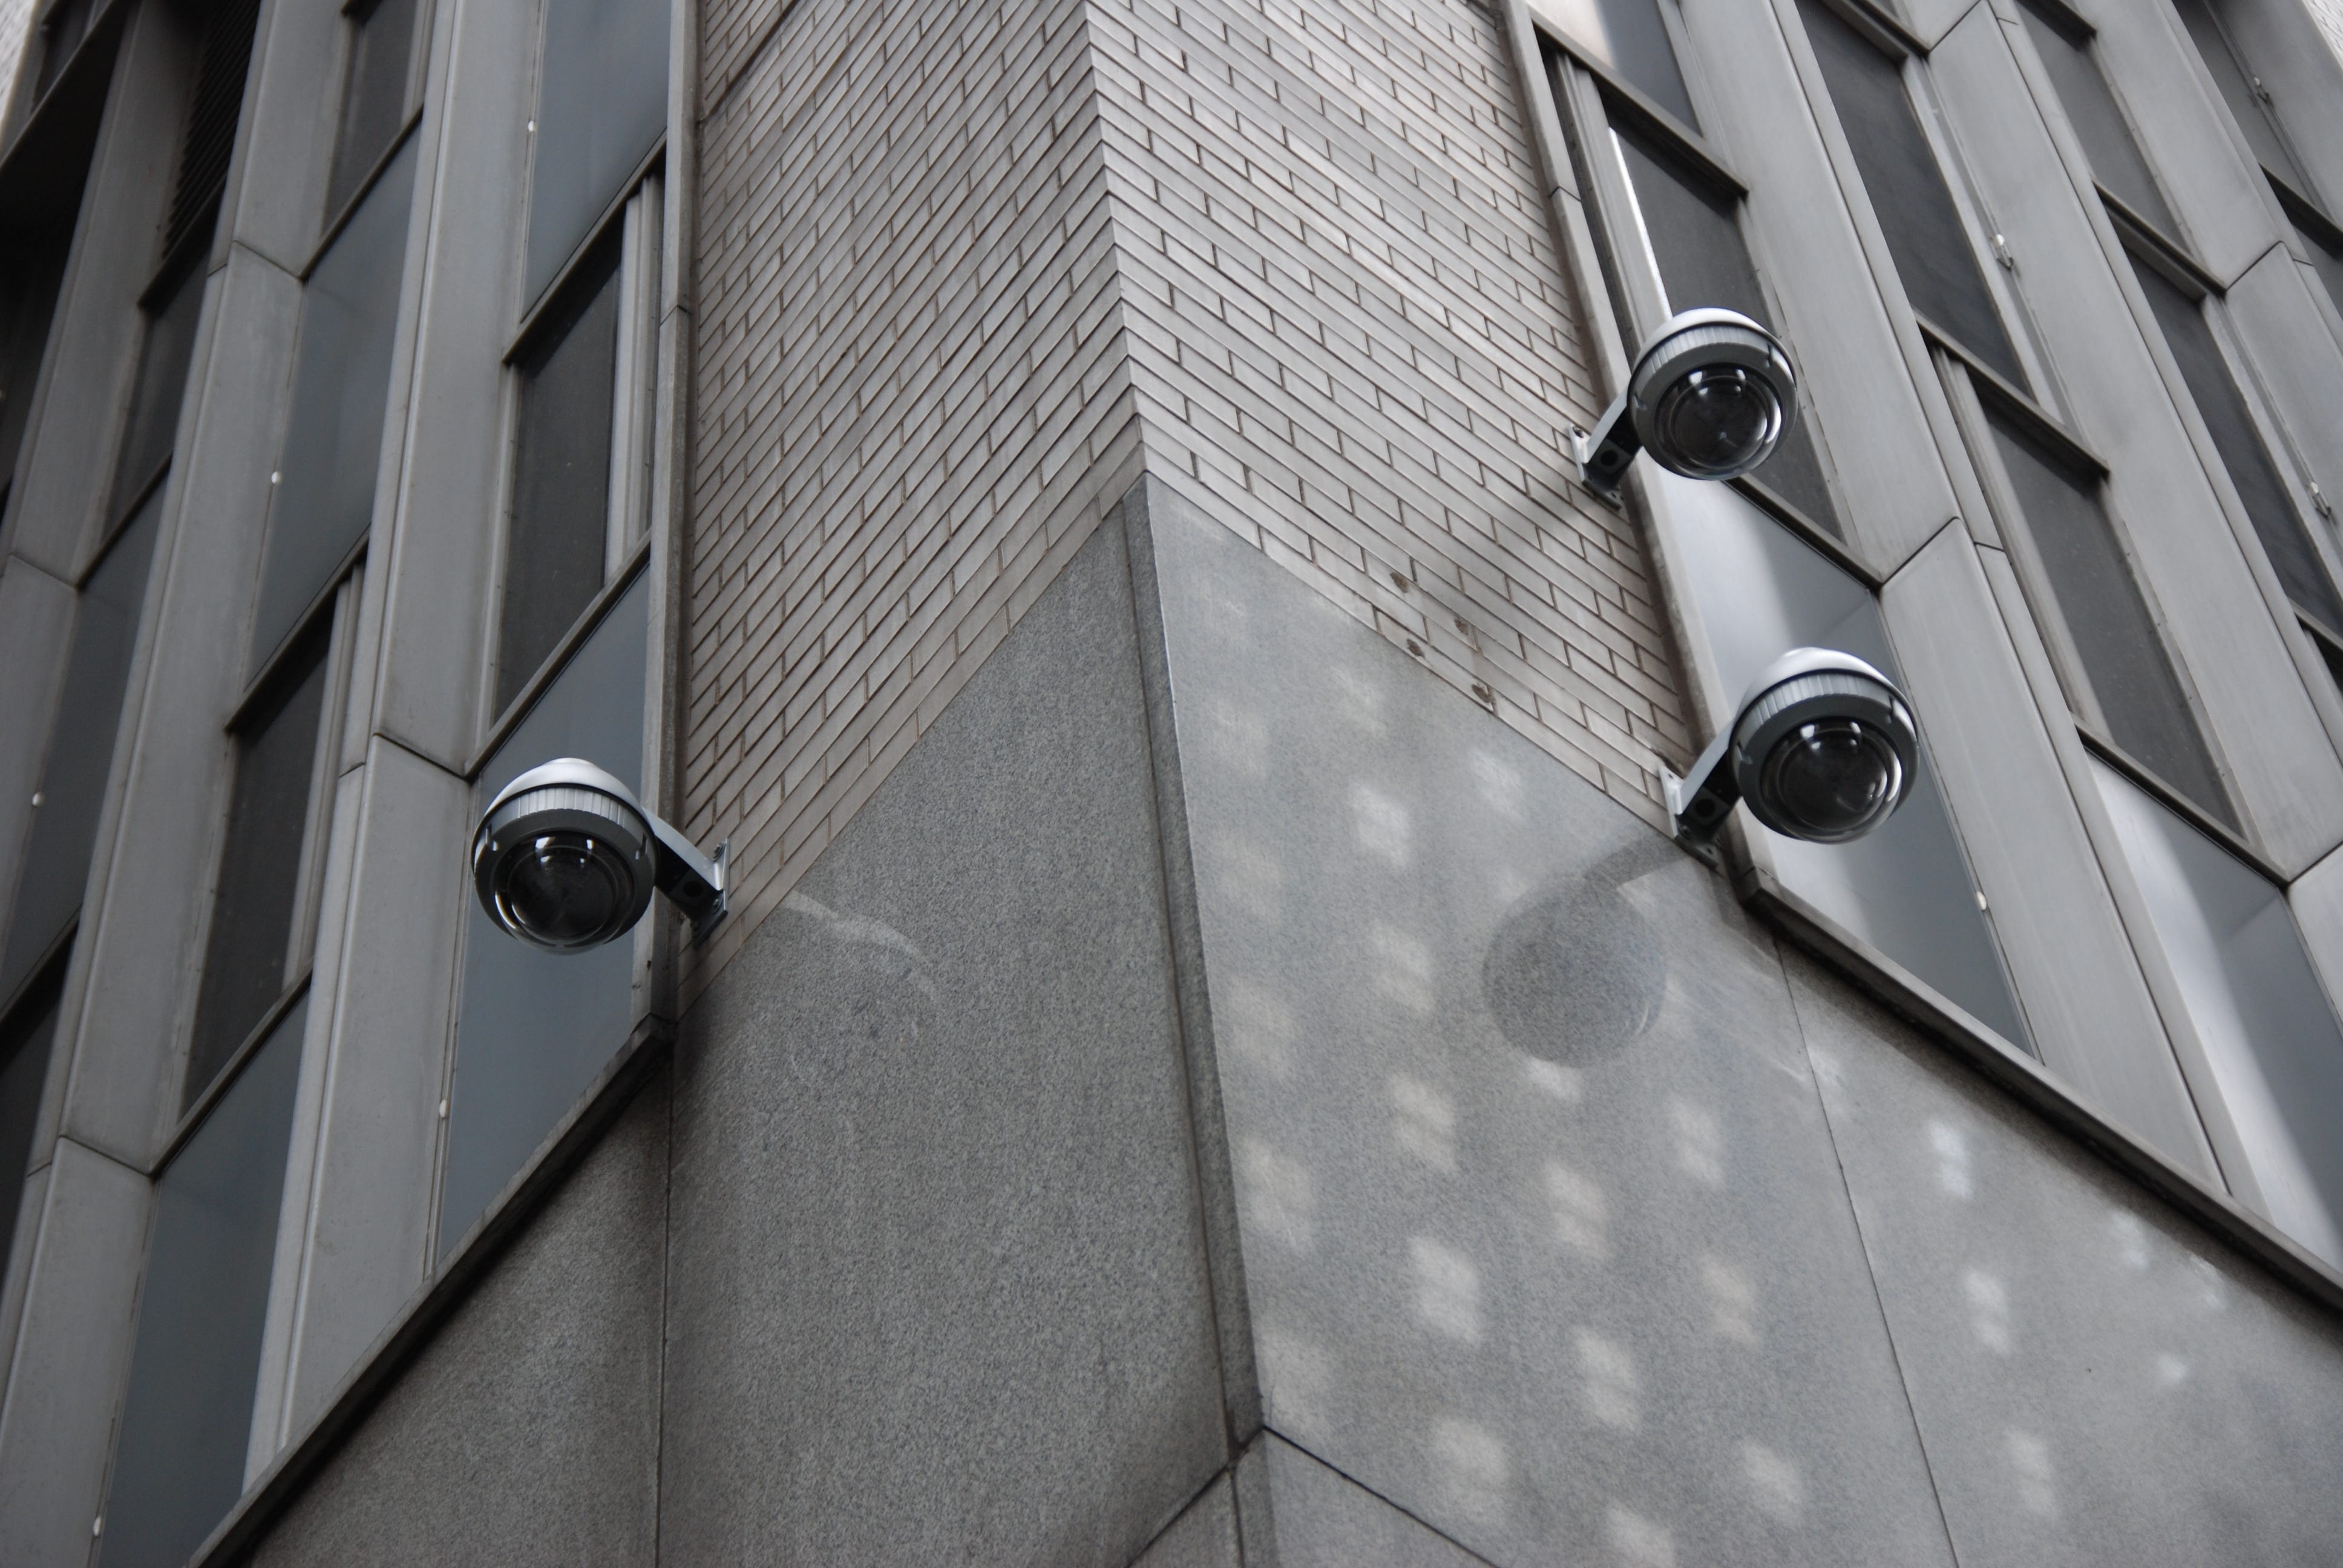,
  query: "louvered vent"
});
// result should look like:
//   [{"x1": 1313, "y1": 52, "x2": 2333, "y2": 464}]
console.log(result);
[{"x1": 161, "y1": 0, "x2": 262, "y2": 260}]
